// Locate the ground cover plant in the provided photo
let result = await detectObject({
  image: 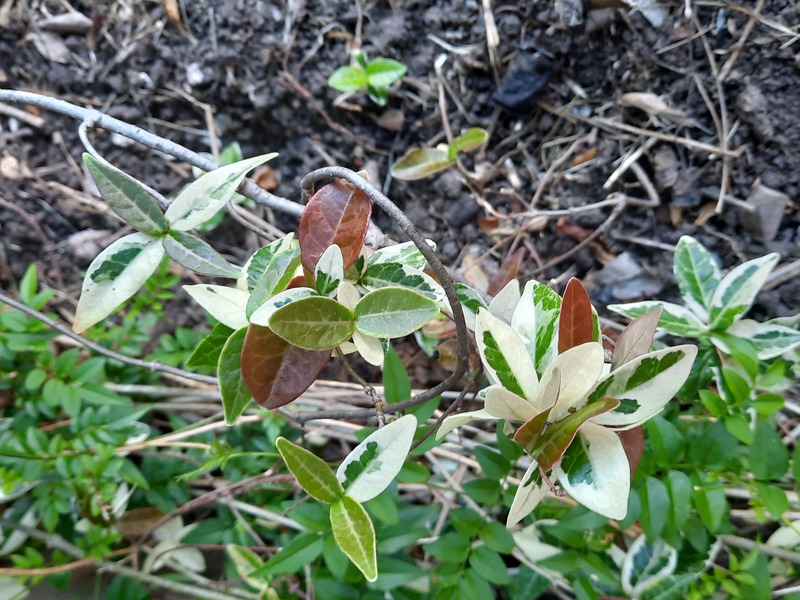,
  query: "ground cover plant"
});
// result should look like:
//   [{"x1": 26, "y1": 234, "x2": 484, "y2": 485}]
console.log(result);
[{"x1": 1, "y1": 1, "x2": 799, "y2": 599}]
